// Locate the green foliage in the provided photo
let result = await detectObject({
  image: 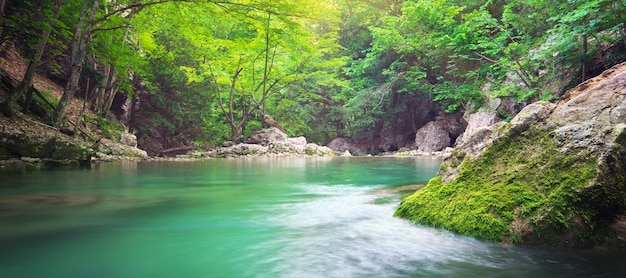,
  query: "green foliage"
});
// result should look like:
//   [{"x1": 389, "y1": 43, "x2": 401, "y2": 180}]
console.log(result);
[
  {"x1": 1, "y1": 0, "x2": 72, "y2": 71},
  {"x1": 5, "y1": 0, "x2": 626, "y2": 147},
  {"x1": 32, "y1": 90, "x2": 59, "y2": 117},
  {"x1": 96, "y1": 116, "x2": 124, "y2": 140},
  {"x1": 136, "y1": 0, "x2": 346, "y2": 142},
  {"x1": 432, "y1": 81, "x2": 483, "y2": 113}
]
